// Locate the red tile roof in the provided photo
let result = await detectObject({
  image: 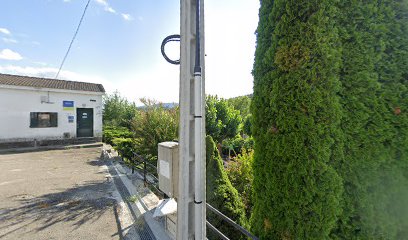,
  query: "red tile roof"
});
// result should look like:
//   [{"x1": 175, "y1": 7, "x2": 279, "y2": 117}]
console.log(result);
[{"x1": 0, "y1": 73, "x2": 105, "y2": 93}]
